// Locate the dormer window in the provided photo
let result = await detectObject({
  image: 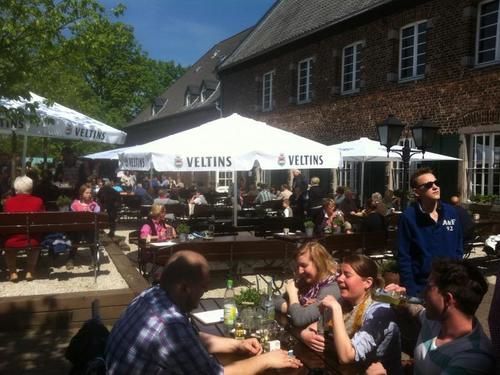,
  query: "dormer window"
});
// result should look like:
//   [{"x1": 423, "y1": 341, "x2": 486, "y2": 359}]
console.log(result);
[
  {"x1": 151, "y1": 97, "x2": 166, "y2": 116},
  {"x1": 199, "y1": 80, "x2": 218, "y2": 103},
  {"x1": 185, "y1": 85, "x2": 201, "y2": 107}
]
